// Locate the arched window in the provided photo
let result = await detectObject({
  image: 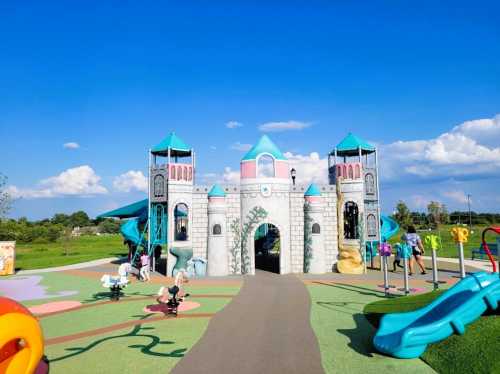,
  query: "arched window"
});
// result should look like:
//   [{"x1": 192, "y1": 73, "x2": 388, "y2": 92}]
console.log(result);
[
  {"x1": 365, "y1": 173, "x2": 375, "y2": 195},
  {"x1": 182, "y1": 166, "x2": 187, "y2": 180},
  {"x1": 177, "y1": 166, "x2": 182, "y2": 180},
  {"x1": 188, "y1": 167, "x2": 193, "y2": 181},
  {"x1": 312, "y1": 223, "x2": 321, "y2": 234},
  {"x1": 367, "y1": 214, "x2": 377, "y2": 237},
  {"x1": 257, "y1": 154, "x2": 275, "y2": 178},
  {"x1": 171, "y1": 166, "x2": 176, "y2": 179},
  {"x1": 212, "y1": 224, "x2": 222, "y2": 235},
  {"x1": 348, "y1": 165, "x2": 354, "y2": 179},
  {"x1": 343, "y1": 165, "x2": 347, "y2": 178},
  {"x1": 336, "y1": 165, "x2": 342, "y2": 178},
  {"x1": 355, "y1": 165, "x2": 361, "y2": 179},
  {"x1": 174, "y1": 203, "x2": 189, "y2": 241},
  {"x1": 153, "y1": 175, "x2": 165, "y2": 197},
  {"x1": 344, "y1": 201, "x2": 359, "y2": 239}
]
